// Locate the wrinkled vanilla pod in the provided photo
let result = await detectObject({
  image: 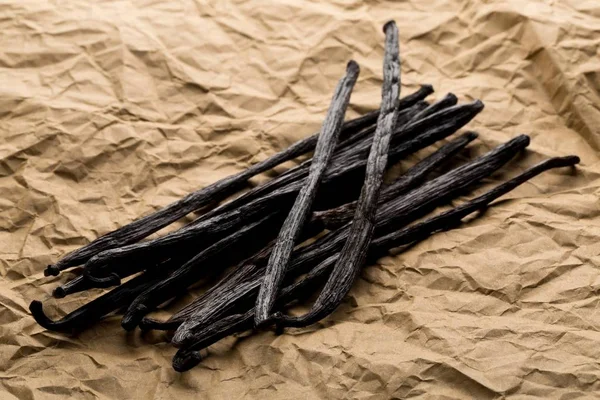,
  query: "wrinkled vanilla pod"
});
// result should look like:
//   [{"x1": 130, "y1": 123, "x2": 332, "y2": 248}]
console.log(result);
[
  {"x1": 254, "y1": 61, "x2": 363, "y2": 326},
  {"x1": 372, "y1": 155, "x2": 580, "y2": 248},
  {"x1": 43, "y1": 85, "x2": 435, "y2": 278},
  {"x1": 256, "y1": 21, "x2": 401, "y2": 327},
  {"x1": 81, "y1": 100, "x2": 473, "y2": 287},
  {"x1": 172, "y1": 155, "x2": 579, "y2": 360},
  {"x1": 312, "y1": 131, "x2": 478, "y2": 229},
  {"x1": 171, "y1": 135, "x2": 529, "y2": 343},
  {"x1": 265, "y1": 20, "x2": 402, "y2": 329}
]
